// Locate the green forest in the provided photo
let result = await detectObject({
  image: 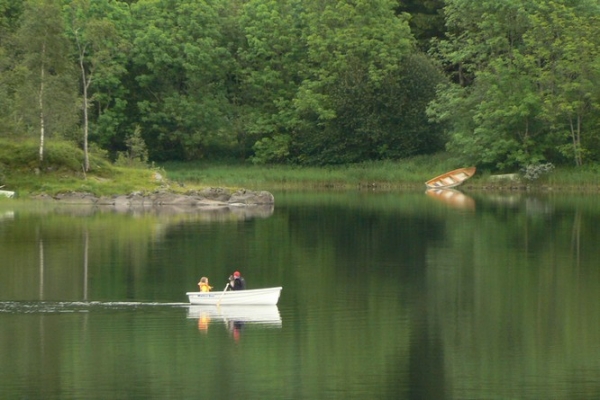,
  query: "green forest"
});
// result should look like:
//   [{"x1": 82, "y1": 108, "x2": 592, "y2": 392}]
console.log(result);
[{"x1": 1, "y1": 0, "x2": 600, "y2": 171}]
